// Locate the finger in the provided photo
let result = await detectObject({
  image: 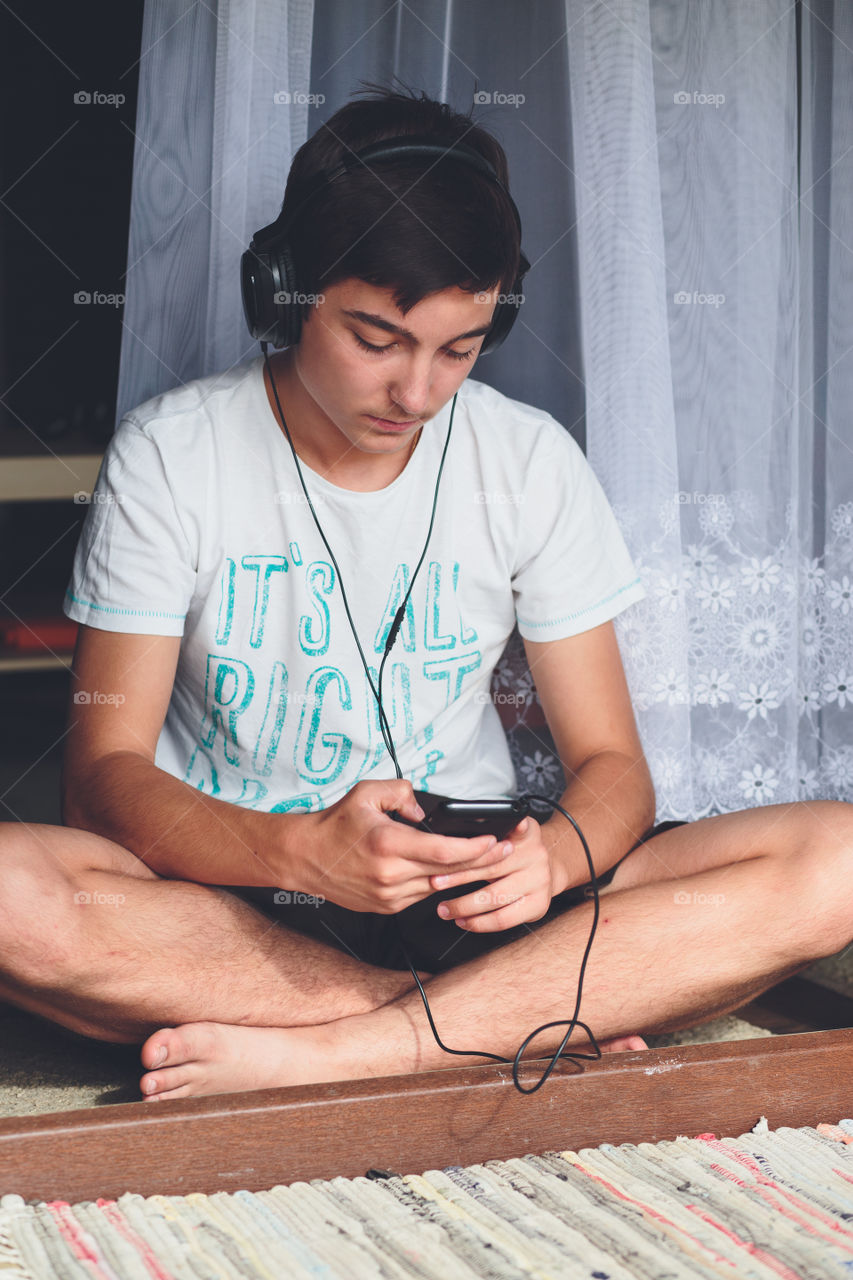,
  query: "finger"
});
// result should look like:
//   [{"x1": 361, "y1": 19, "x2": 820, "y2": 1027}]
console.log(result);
[
  {"x1": 373, "y1": 868, "x2": 463, "y2": 913},
  {"x1": 400, "y1": 798, "x2": 427, "y2": 823},
  {"x1": 380, "y1": 886, "x2": 442, "y2": 914},
  {"x1": 368, "y1": 778, "x2": 425, "y2": 816},
  {"x1": 447, "y1": 896, "x2": 550, "y2": 934},
  {"x1": 437, "y1": 881, "x2": 525, "y2": 922},
  {"x1": 431, "y1": 849, "x2": 519, "y2": 889},
  {"x1": 380, "y1": 796, "x2": 426, "y2": 824},
  {"x1": 402, "y1": 832, "x2": 506, "y2": 873}
]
